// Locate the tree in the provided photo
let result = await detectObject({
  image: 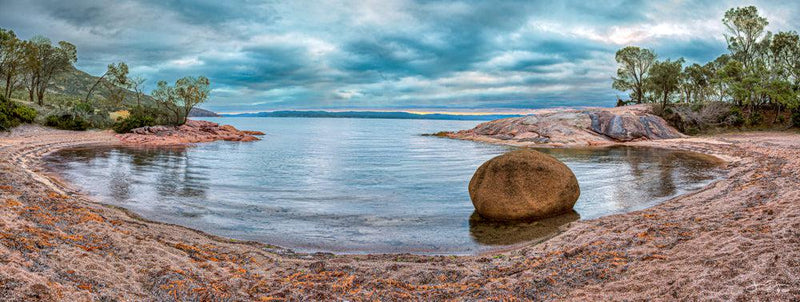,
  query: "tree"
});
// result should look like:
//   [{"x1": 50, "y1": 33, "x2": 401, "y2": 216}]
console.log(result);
[
  {"x1": 706, "y1": 54, "x2": 731, "y2": 102},
  {"x1": 647, "y1": 58, "x2": 685, "y2": 108},
  {"x1": 128, "y1": 76, "x2": 146, "y2": 107},
  {"x1": 770, "y1": 31, "x2": 800, "y2": 84},
  {"x1": 682, "y1": 63, "x2": 711, "y2": 103},
  {"x1": 152, "y1": 76, "x2": 210, "y2": 125},
  {"x1": 85, "y1": 62, "x2": 128, "y2": 104},
  {"x1": 612, "y1": 46, "x2": 656, "y2": 104},
  {"x1": 174, "y1": 76, "x2": 210, "y2": 124},
  {"x1": 723, "y1": 6, "x2": 768, "y2": 68},
  {"x1": 0, "y1": 29, "x2": 26, "y2": 99},
  {"x1": 105, "y1": 63, "x2": 129, "y2": 106},
  {"x1": 22, "y1": 36, "x2": 76, "y2": 106}
]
